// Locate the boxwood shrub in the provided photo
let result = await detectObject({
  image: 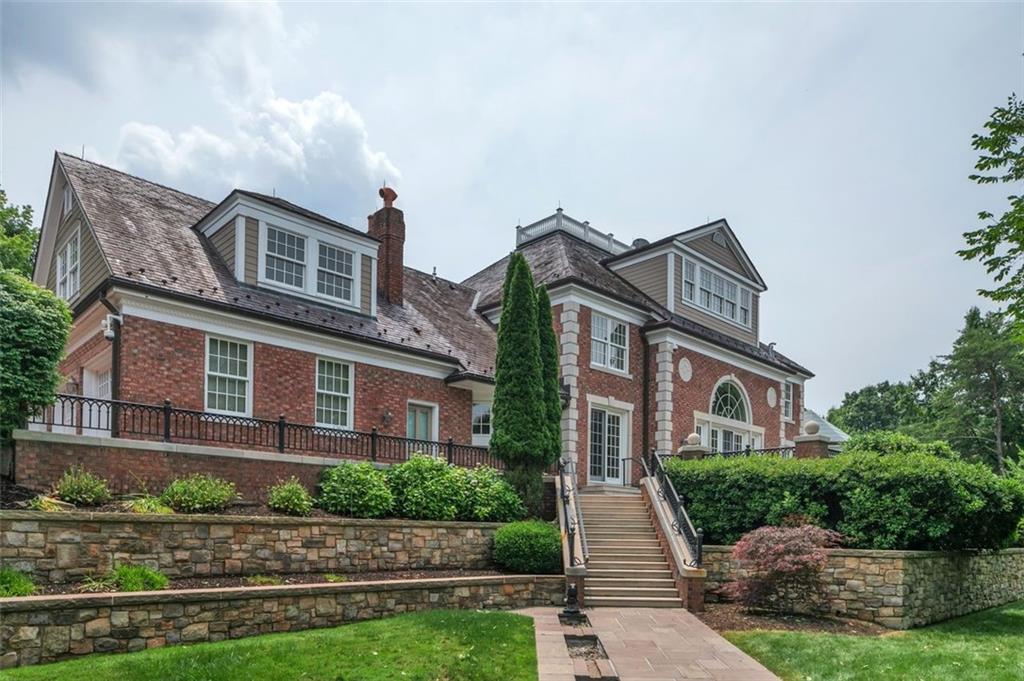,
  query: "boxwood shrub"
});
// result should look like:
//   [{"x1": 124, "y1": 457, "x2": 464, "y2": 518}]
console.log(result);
[
  {"x1": 493, "y1": 520, "x2": 561, "y2": 574},
  {"x1": 319, "y1": 462, "x2": 394, "y2": 518},
  {"x1": 664, "y1": 452, "x2": 1024, "y2": 551}
]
